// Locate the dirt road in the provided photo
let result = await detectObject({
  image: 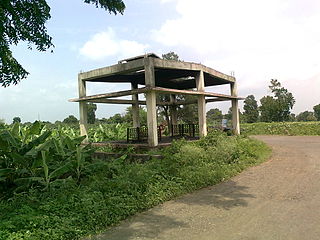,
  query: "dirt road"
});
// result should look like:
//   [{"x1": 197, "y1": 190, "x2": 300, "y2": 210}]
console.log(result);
[{"x1": 91, "y1": 136, "x2": 320, "y2": 240}]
